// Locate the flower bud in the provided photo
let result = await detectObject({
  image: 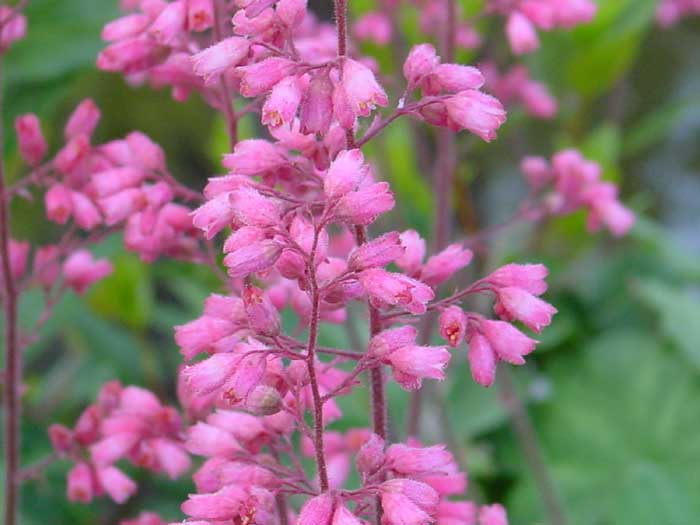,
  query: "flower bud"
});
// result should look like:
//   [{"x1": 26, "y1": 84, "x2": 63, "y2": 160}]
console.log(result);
[
  {"x1": 15, "y1": 114, "x2": 47, "y2": 166},
  {"x1": 439, "y1": 306, "x2": 467, "y2": 347},
  {"x1": 244, "y1": 385, "x2": 282, "y2": 416}
]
